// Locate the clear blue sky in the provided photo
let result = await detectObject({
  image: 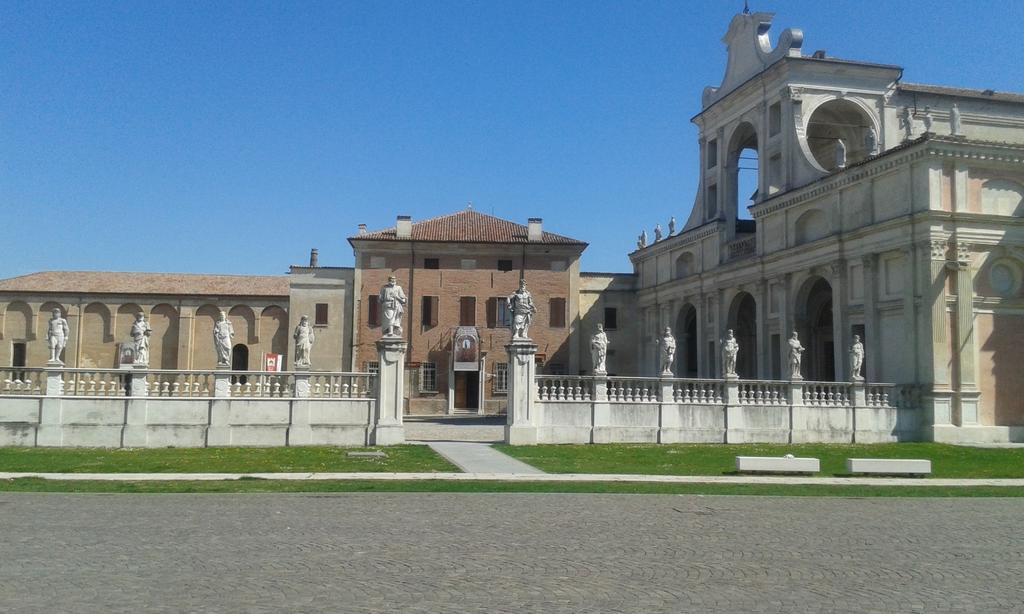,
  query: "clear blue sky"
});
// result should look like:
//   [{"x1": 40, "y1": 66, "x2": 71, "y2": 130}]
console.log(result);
[{"x1": 2, "y1": 0, "x2": 1021, "y2": 278}]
